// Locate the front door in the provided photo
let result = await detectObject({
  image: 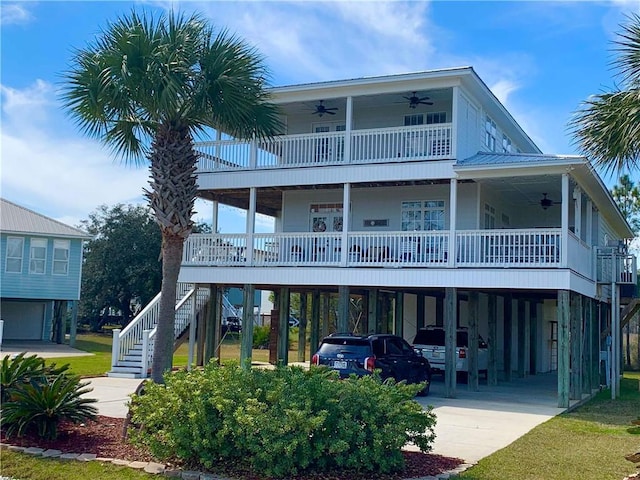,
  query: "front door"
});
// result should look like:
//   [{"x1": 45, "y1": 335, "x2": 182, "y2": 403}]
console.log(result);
[{"x1": 313, "y1": 122, "x2": 346, "y2": 162}]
